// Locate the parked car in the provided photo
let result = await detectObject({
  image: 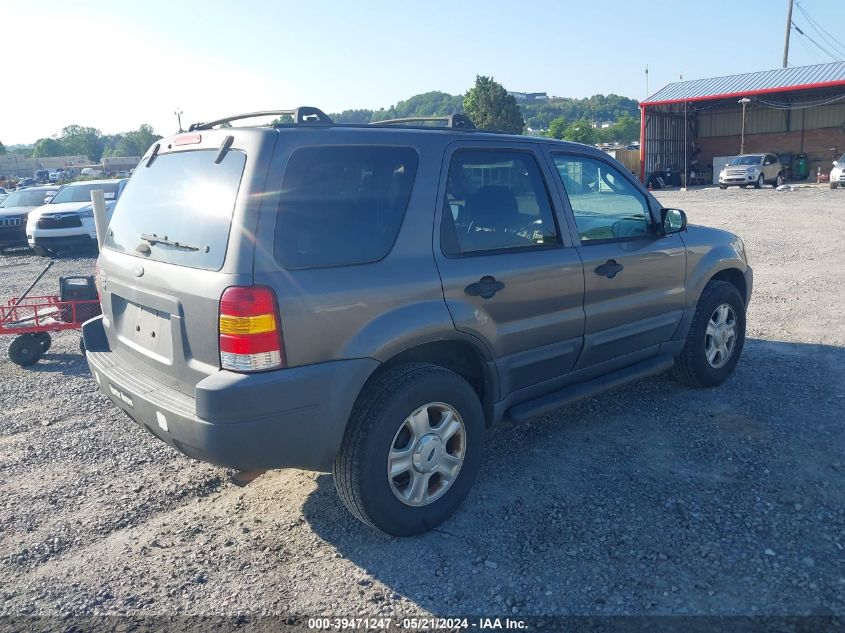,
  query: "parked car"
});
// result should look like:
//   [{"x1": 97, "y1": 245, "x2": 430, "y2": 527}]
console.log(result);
[
  {"x1": 0, "y1": 187, "x2": 8, "y2": 204},
  {"x1": 34, "y1": 169, "x2": 50, "y2": 184},
  {"x1": 80, "y1": 167, "x2": 103, "y2": 177},
  {"x1": 0, "y1": 186, "x2": 60, "y2": 252},
  {"x1": 830, "y1": 154, "x2": 845, "y2": 189},
  {"x1": 48, "y1": 168, "x2": 68, "y2": 183},
  {"x1": 719, "y1": 153, "x2": 784, "y2": 189},
  {"x1": 26, "y1": 179, "x2": 127, "y2": 256},
  {"x1": 83, "y1": 109, "x2": 752, "y2": 535},
  {"x1": 15, "y1": 178, "x2": 36, "y2": 190}
]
